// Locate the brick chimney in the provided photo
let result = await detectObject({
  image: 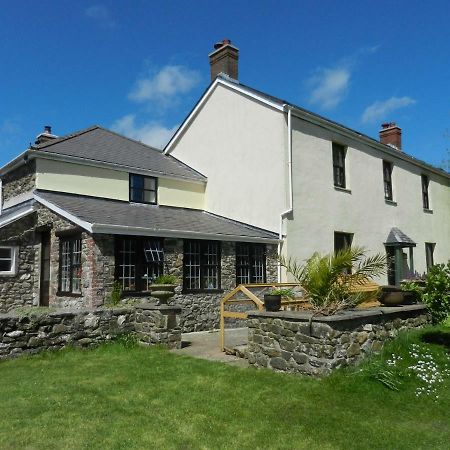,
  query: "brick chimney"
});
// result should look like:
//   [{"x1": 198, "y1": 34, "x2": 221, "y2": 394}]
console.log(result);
[
  {"x1": 35, "y1": 125, "x2": 57, "y2": 145},
  {"x1": 379, "y1": 122, "x2": 402, "y2": 150},
  {"x1": 209, "y1": 39, "x2": 239, "y2": 81}
]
